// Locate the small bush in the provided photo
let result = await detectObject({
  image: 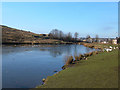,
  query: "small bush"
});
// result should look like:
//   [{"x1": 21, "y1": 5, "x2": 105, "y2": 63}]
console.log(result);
[
  {"x1": 74, "y1": 55, "x2": 79, "y2": 61},
  {"x1": 78, "y1": 54, "x2": 83, "y2": 60},
  {"x1": 84, "y1": 53, "x2": 89, "y2": 57},
  {"x1": 95, "y1": 51, "x2": 98, "y2": 54}
]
